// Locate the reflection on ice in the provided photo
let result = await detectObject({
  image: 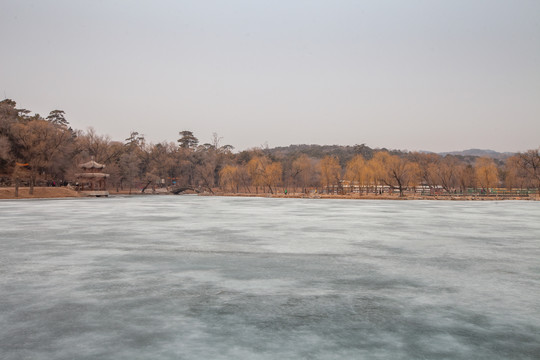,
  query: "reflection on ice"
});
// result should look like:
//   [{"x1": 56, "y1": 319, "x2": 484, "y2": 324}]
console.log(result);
[{"x1": 1, "y1": 196, "x2": 539, "y2": 359}]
